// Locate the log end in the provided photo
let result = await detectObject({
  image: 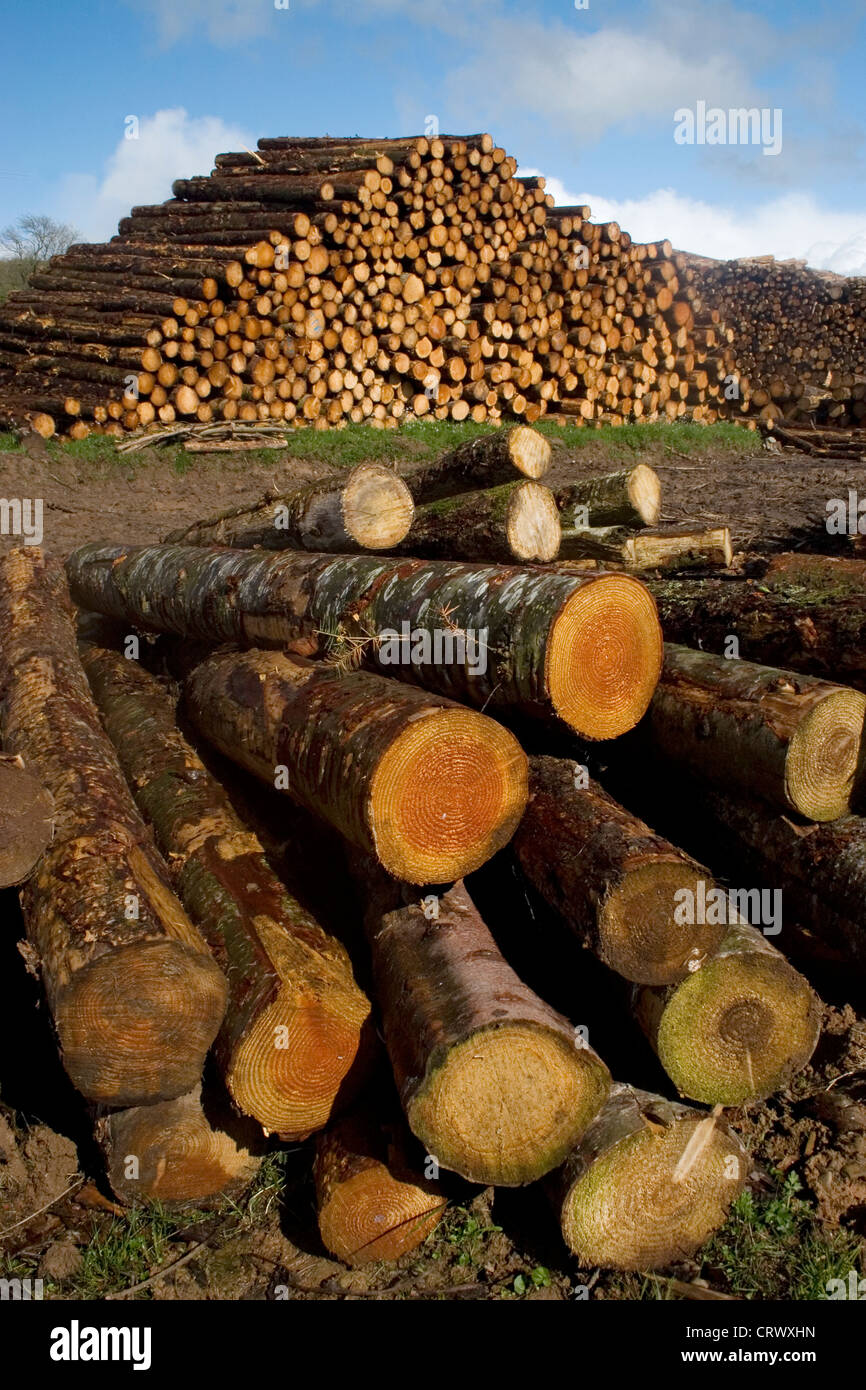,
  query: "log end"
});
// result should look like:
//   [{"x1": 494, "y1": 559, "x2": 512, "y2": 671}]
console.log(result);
[
  {"x1": 506, "y1": 481, "x2": 561, "y2": 562},
  {"x1": 628, "y1": 463, "x2": 662, "y2": 527},
  {"x1": 600, "y1": 860, "x2": 727, "y2": 985},
  {"x1": 506, "y1": 424, "x2": 552, "y2": 479},
  {"x1": 786, "y1": 688, "x2": 866, "y2": 821},
  {"x1": 0, "y1": 756, "x2": 55, "y2": 887},
  {"x1": 369, "y1": 706, "x2": 528, "y2": 883},
  {"x1": 547, "y1": 575, "x2": 663, "y2": 739},
  {"x1": 342, "y1": 464, "x2": 415, "y2": 550}
]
